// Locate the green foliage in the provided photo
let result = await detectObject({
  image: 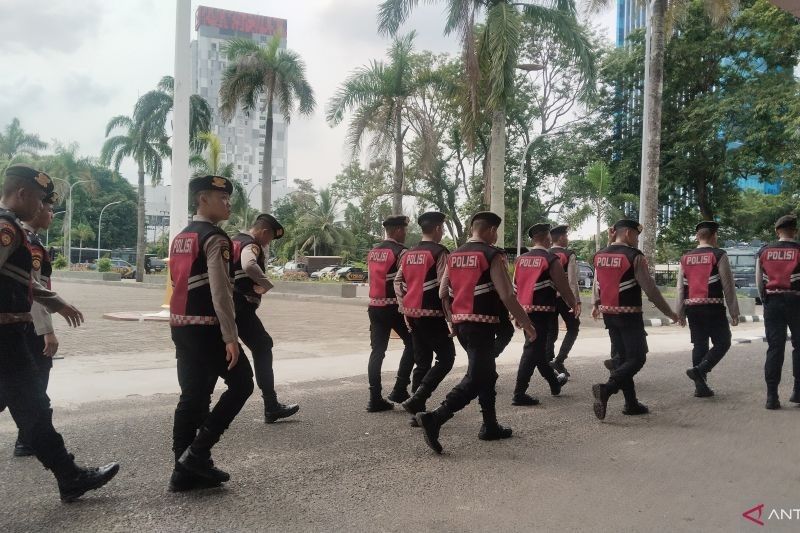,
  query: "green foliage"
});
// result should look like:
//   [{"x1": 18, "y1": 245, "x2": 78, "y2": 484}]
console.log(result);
[
  {"x1": 0, "y1": 118, "x2": 47, "y2": 159},
  {"x1": 97, "y1": 257, "x2": 112, "y2": 272},
  {"x1": 52, "y1": 254, "x2": 67, "y2": 270}
]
